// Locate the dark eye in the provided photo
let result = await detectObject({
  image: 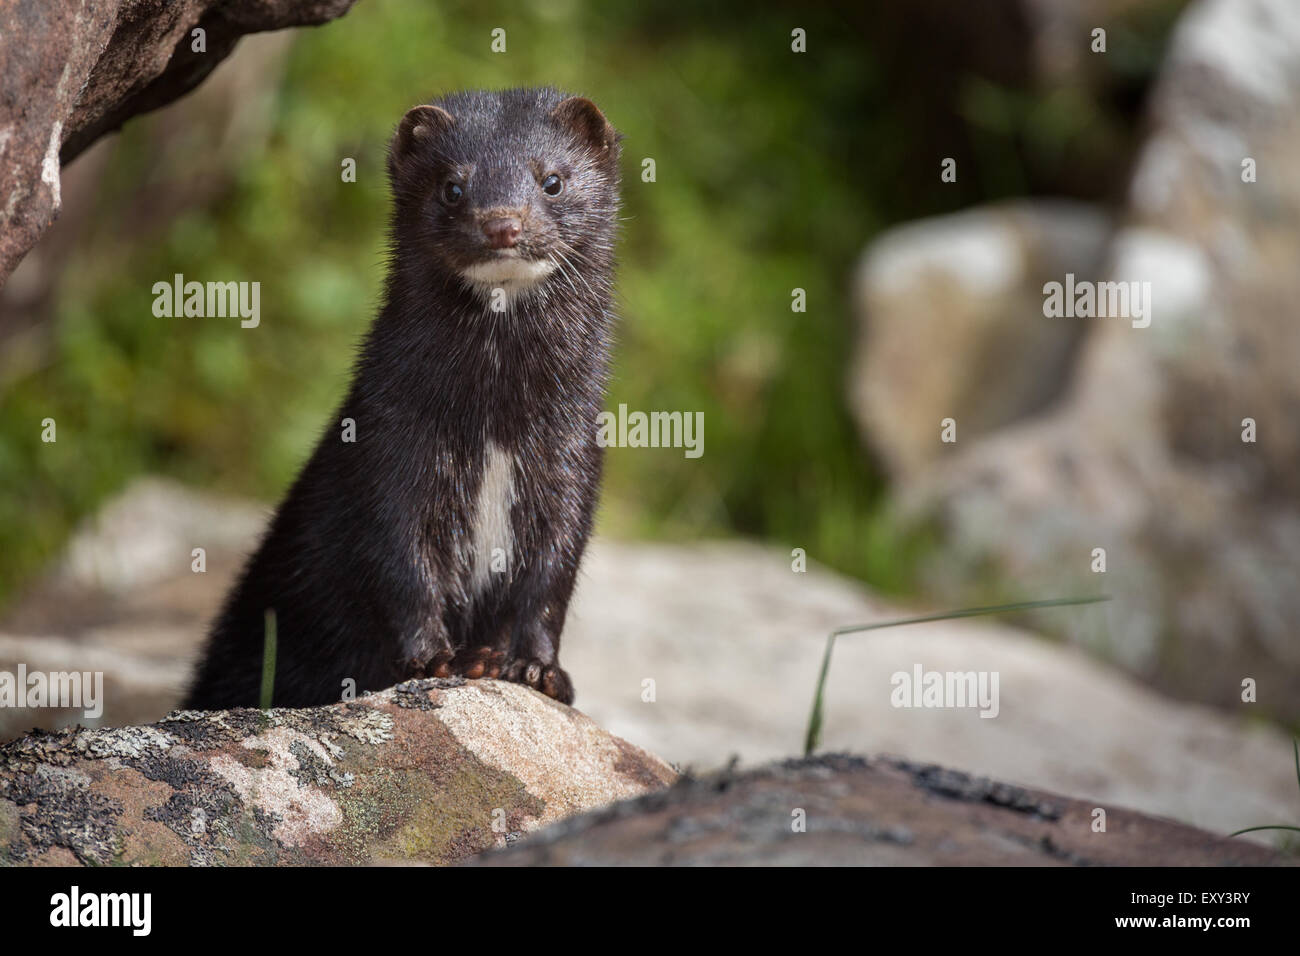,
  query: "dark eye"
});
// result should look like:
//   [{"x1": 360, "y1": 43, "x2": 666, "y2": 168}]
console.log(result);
[
  {"x1": 443, "y1": 181, "x2": 464, "y2": 204},
  {"x1": 541, "y1": 174, "x2": 564, "y2": 196}
]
